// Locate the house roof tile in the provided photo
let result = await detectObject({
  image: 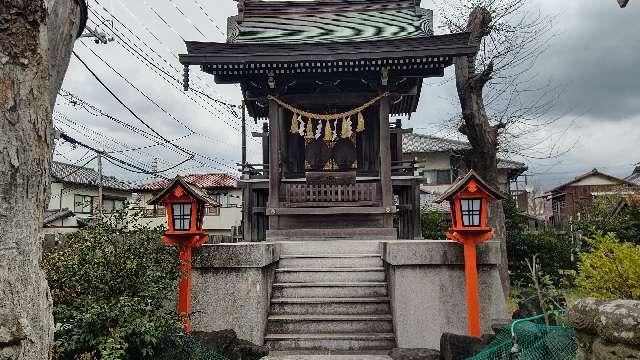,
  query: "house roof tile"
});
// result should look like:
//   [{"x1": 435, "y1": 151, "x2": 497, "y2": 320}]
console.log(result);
[
  {"x1": 549, "y1": 168, "x2": 638, "y2": 194},
  {"x1": 51, "y1": 161, "x2": 131, "y2": 191},
  {"x1": 402, "y1": 133, "x2": 527, "y2": 171},
  {"x1": 625, "y1": 166, "x2": 640, "y2": 186},
  {"x1": 139, "y1": 173, "x2": 238, "y2": 191}
]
